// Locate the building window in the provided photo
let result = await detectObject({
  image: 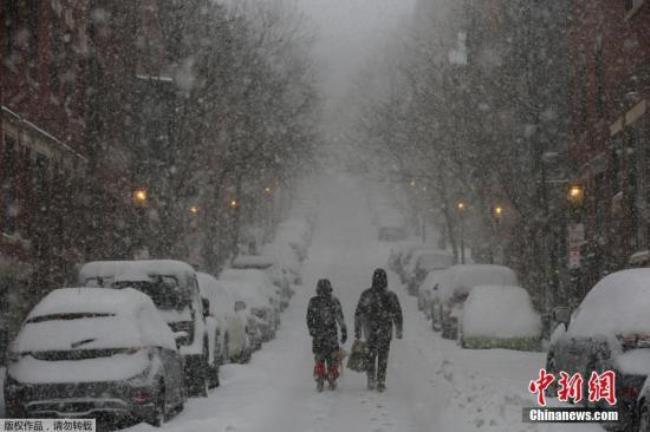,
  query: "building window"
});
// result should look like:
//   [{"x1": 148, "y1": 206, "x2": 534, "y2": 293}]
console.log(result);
[
  {"x1": 595, "y1": 42, "x2": 605, "y2": 117},
  {"x1": 4, "y1": 0, "x2": 40, "y2": 60},
  {"x1": 2, "y1": 135, "x2": 17, "y2": 235},
  {"x1": 34, "y1": 152, "x2": 49, "y2": 193},
  {"x1": 610, "y1": 137, "x2": 621, "y2": 193},
  {"x1": 578, "y1": 53, "x2": 588, "y2": 130}
]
